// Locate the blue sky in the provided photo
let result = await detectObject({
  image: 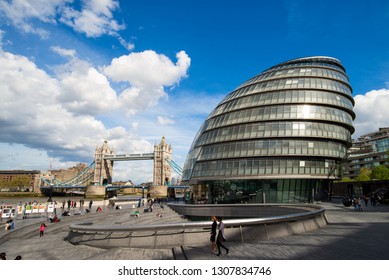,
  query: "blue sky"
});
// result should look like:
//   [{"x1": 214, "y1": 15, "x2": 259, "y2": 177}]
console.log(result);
[{"x1": 1, "y1": 0, "x2": 389, "y2": 184}]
